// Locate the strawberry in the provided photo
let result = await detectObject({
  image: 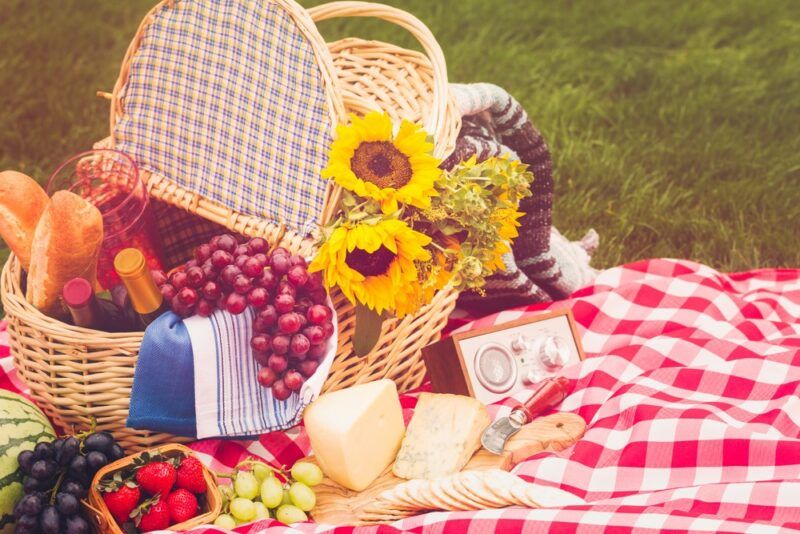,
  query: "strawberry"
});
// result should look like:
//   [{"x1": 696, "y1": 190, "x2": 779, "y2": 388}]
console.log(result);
[
  {"x1": 176, "y1": 456, "x2": 207, "y2": 493},
  {"x1": 136, "y1": 461, "x2": 177, "y2": 496},
  {"x1": 167, "y1": 489, "x2": 198, "y2": 524},
  {"x1": 98, "y1": 471, "x2": 141, "y2": 525},
  {"x1": 134, "y1": 495, "x2": 171, "y2": 532},
  {"x1": 101, "y1": 484, "x2": 141, "y2": 525}
]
